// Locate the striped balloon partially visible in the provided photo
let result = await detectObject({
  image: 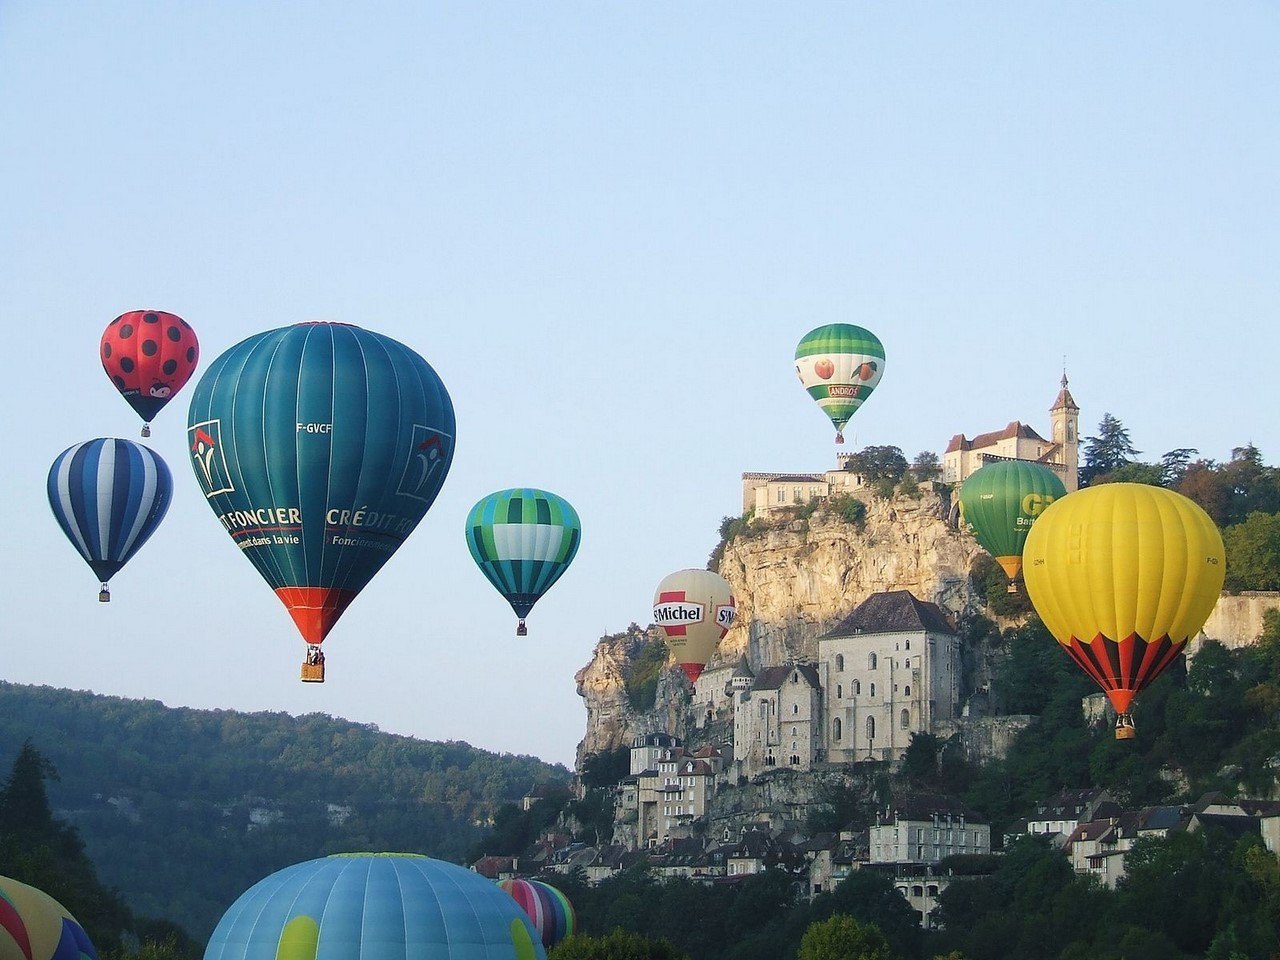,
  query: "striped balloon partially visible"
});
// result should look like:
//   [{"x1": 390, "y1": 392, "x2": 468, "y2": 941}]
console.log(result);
[
  {"x1": 465, "y1": 489, "x2": 581, "y2": 632},
  {"x1": 46, "y1": 438, "x2": 173, "y2": 590},
  {"x1": 497, "y1": 879, "x2": 576, "y2": 950}
]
